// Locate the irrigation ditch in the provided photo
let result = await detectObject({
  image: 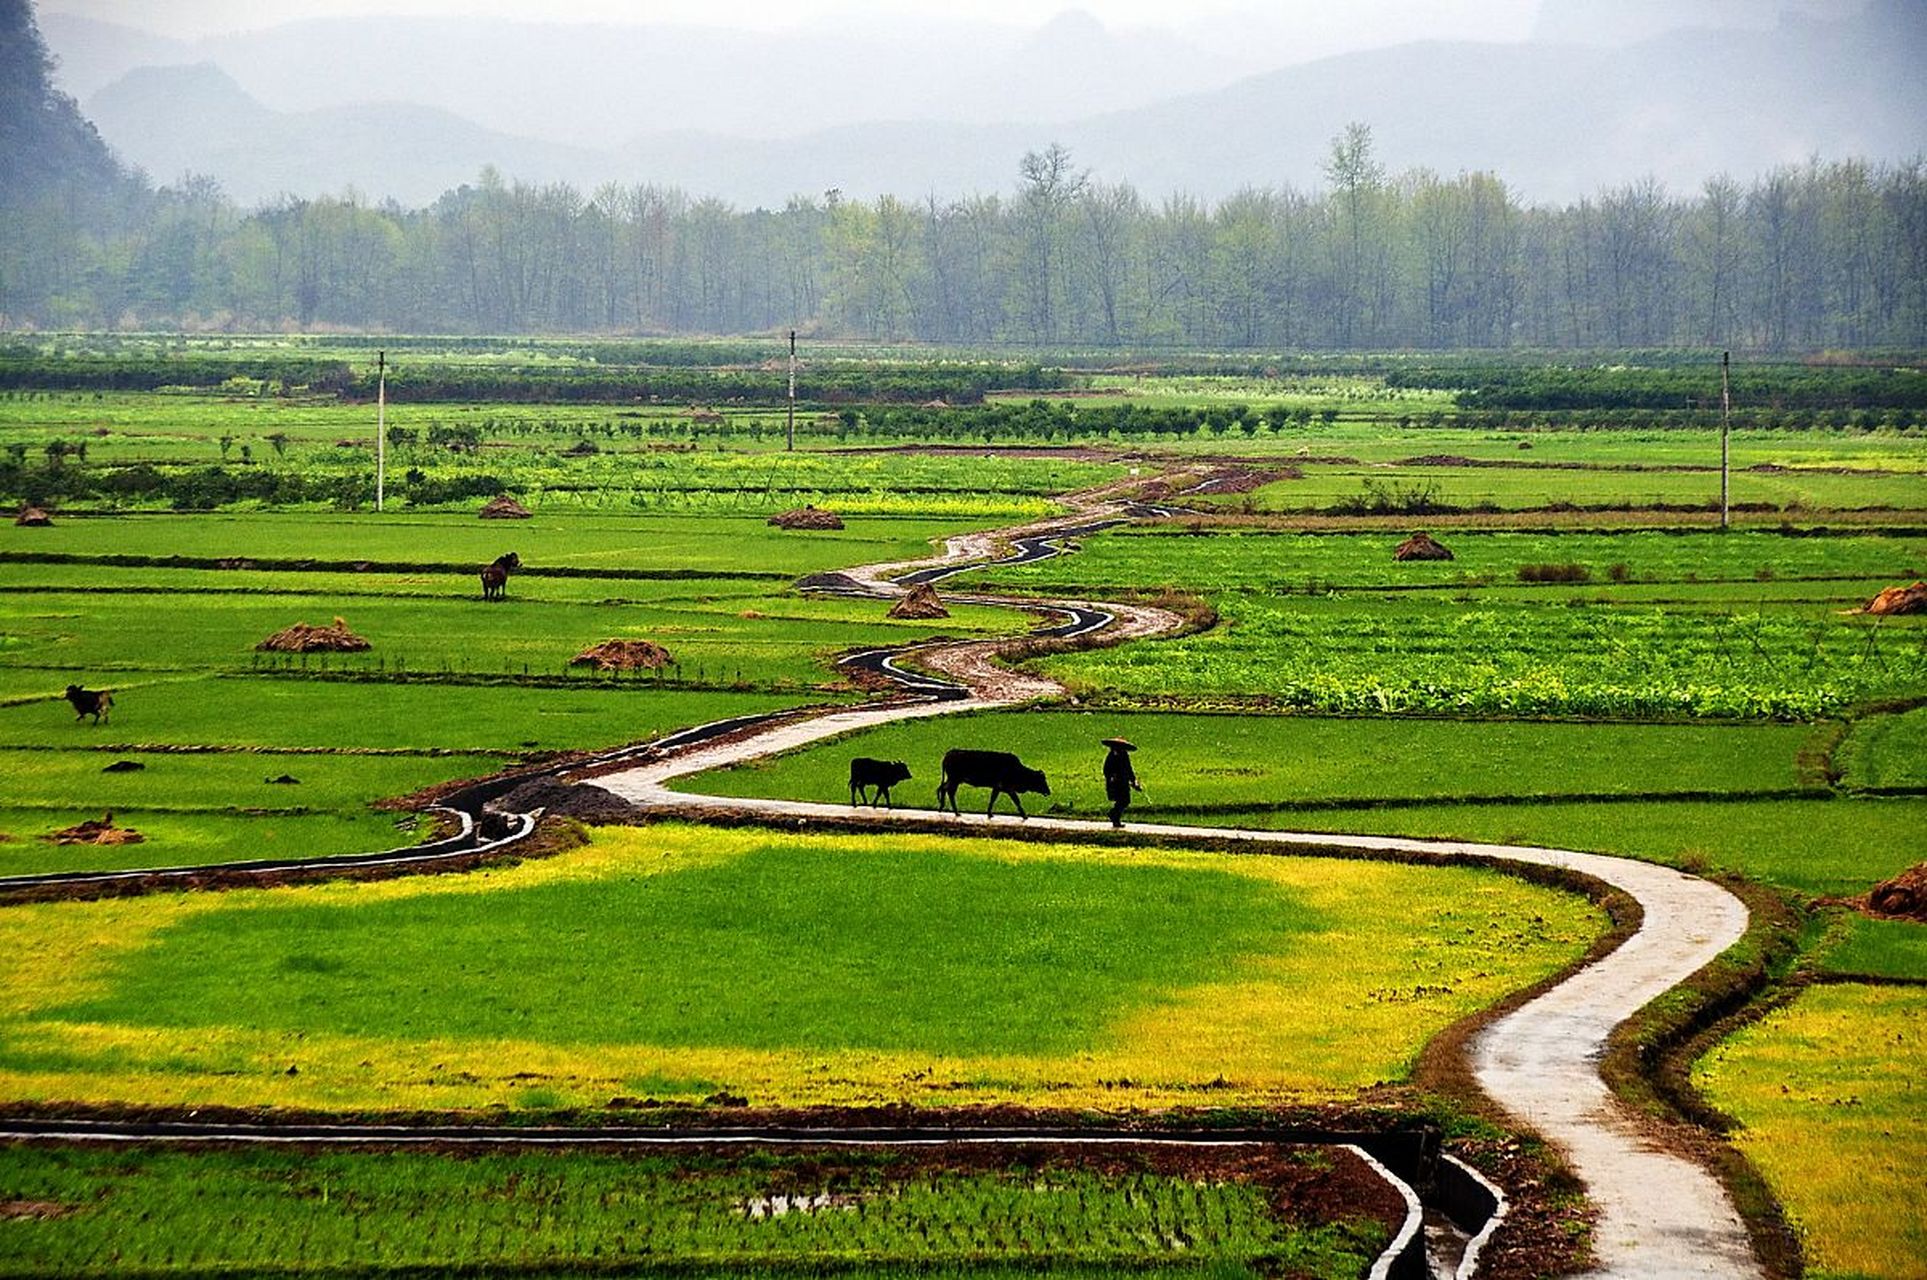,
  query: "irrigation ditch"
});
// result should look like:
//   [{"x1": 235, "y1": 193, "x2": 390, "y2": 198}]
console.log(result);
[{"x1": 0, "y1": 483, "x2": 1776, "y2": 1279}]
